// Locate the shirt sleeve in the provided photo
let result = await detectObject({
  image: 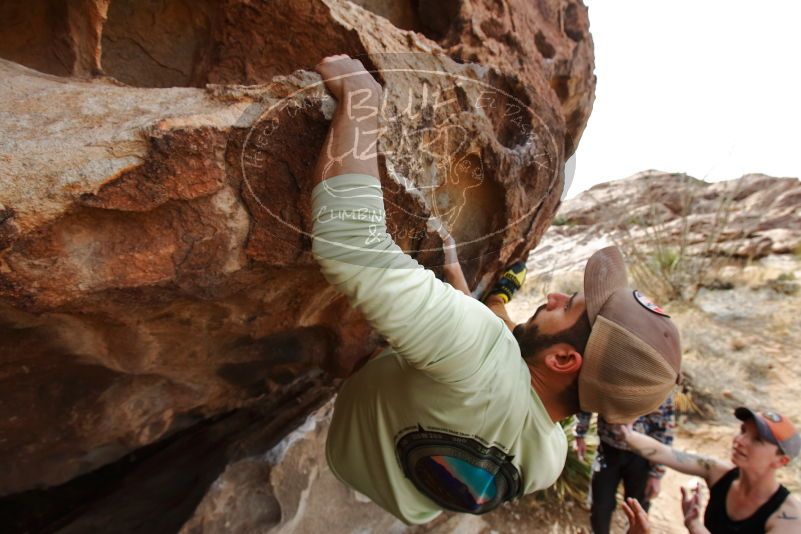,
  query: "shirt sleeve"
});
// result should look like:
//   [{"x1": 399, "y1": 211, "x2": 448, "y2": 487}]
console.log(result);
[
  {"x1": 312, "y1": 173, "x2": 509, "y2": 384},
  {"x1": 574, "y1": 411, "x2": 592, "y2": 438}
]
